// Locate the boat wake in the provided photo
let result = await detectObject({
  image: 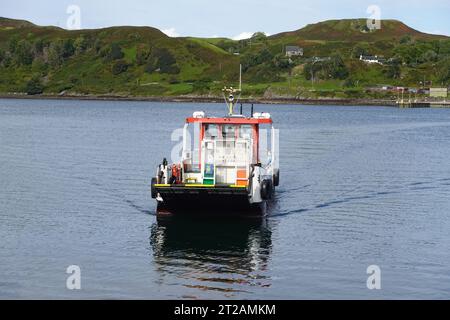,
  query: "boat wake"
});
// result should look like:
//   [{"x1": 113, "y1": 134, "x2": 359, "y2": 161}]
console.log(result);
[{"x1": 270, "y1": 177, "x2": 450, "y2": 218}]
